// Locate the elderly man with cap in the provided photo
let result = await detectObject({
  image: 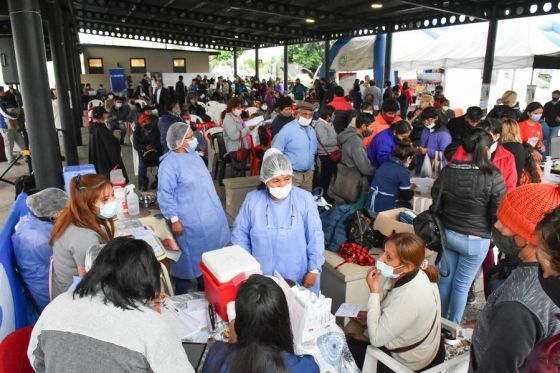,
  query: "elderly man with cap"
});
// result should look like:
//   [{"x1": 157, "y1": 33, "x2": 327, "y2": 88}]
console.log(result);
[
  {"x1": 89, "y1": 105, "x2": 128, "y2": 182},
  {"x1": 231, "y1": 148, "x2": 324, "y2": 293},
  {"x1": 158, "y1": 122, "x2": 230, "y2": 294},
  {"x1": 272, "y1": 101, "x2": 318, "y2": 192},
  {"x1": 469, "y1": 183, "x2": 560, "y2": 373},
  {"x1": 12, "y1": 188, "x2": 69, "y2": 310}
]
